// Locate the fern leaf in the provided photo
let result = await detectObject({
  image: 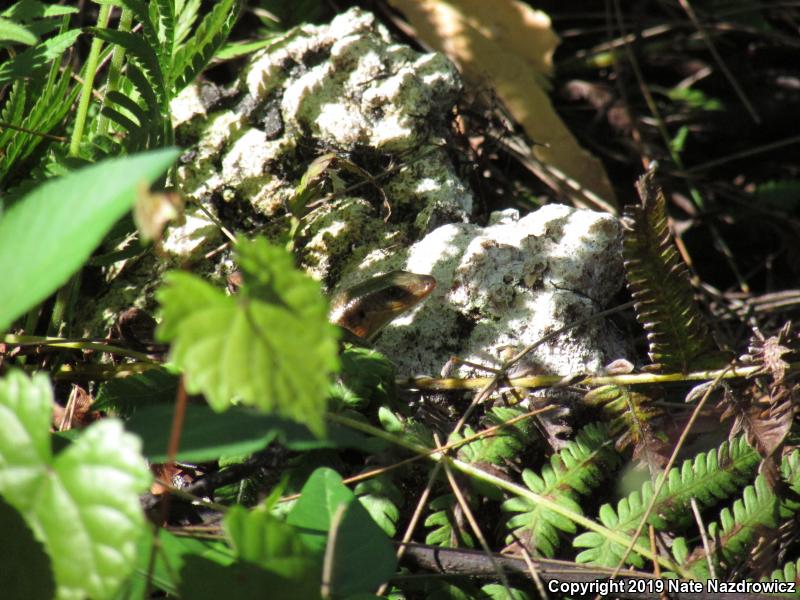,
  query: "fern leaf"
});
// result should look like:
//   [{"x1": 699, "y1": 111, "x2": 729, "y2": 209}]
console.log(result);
[
  {"x1": 623, "y1": 169, "x2": 722, "y2": 371},
  {"x1": 503, "y1": 423, "x2": 620, "y2": 557},
  {"x1": 683, "y1": 476, "x2": 780, "y2": 578},
  {"x1": 174, "y1": 0, "x2": 201, "y2": 47},
  {"x1": 766, "y1": 558, "x2": 800, "y2": 588},
  {"x1": 574, "y1": 492, "x2": 649, "y2": 568},
  {"x1": 425, "y1": 494, "x2": 475, "y2": 548},
  {"x1": 583, "y1": 384, "x2": 667, "y2": 469},
  {"x1": 575, "y1": 436, "x2": 759, "y2": 568},
  {"x1": 782, "y1": 449, "x2": 800, "y2": 497},
  {"x1": 172, "y1": 0, "x2": 241, "y2": 91},
  {"x1": 105, "y1": 90, "x2": 148, "y2": 126},
  {"x1": 154, "y1": 0, "x2": 175, "y2": 60},
  {"x1": 95, "y1": 0, "x2": 160, "y2": 58},
  {"x1": 0, "y1": 28, "x2": 80, "y2": 84},
  {"x1": 452, "y1": 406, "x2": 535, "y2": 467},
  {"x1": 0, "y1": 65, "x2": 76, "y2": 180},
  {"x1": 88, "y1": 27, "x2": 166, "y2": 107}
]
